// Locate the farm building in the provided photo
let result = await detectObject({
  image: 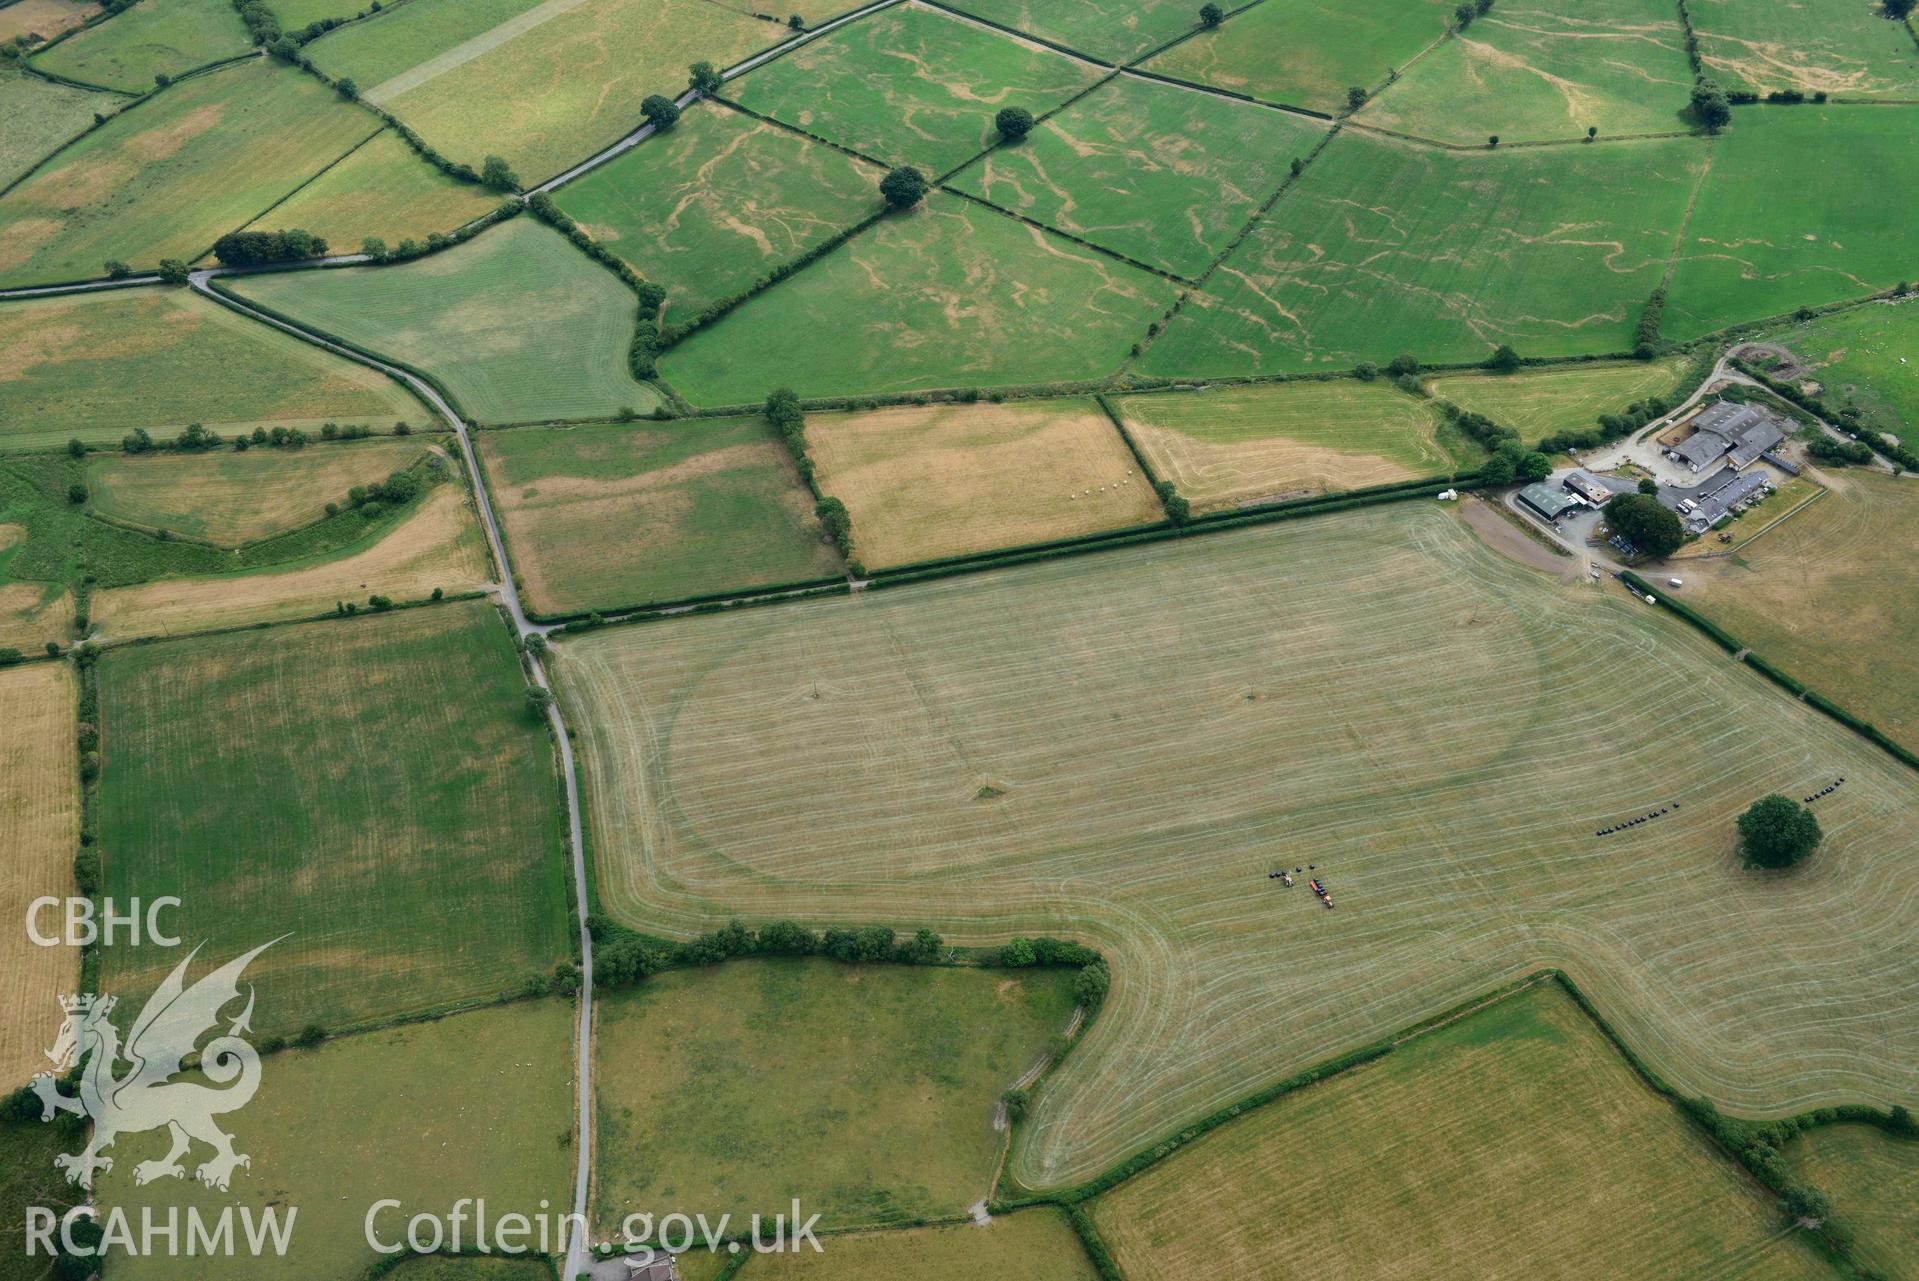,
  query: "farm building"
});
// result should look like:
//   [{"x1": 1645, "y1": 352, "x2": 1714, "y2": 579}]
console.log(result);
[
  {"x1": 1517, "y1": 481, "x2": 1586, "y2": 522},
  {"x1": 1563, "y1": 470, "x2": 1633, "y2": 505},
  {"x1": 1671, "y1": 469, "x2": 1772, "y2": 534},
  {"x1": 1665, "y1": 402, "x2": 1786, "y2": 473}
]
